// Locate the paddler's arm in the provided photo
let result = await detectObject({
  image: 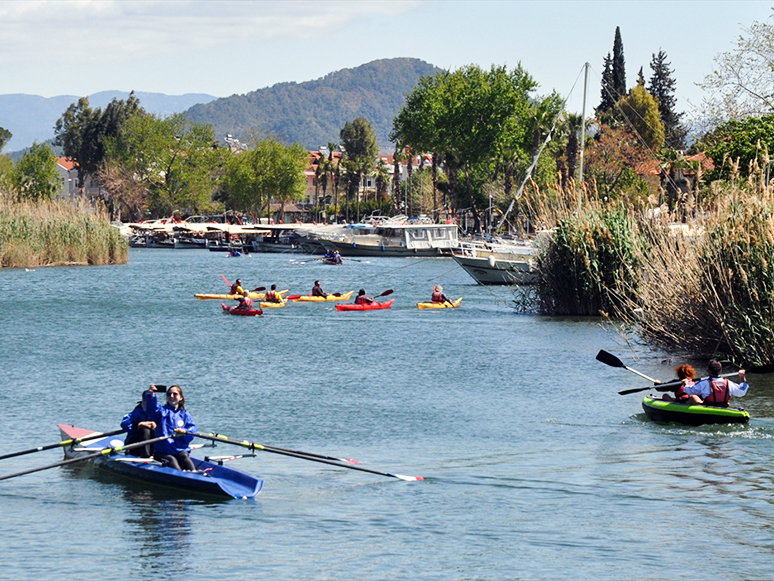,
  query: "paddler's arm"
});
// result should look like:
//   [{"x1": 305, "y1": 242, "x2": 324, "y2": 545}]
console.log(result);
[{"x1": 729, "y1": 370, "x2": 749, "y2": 397}]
